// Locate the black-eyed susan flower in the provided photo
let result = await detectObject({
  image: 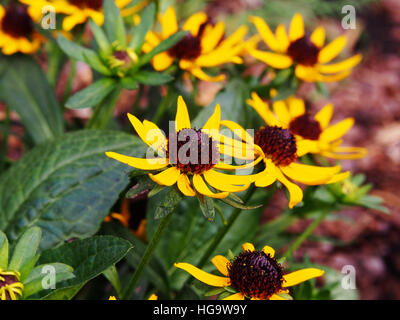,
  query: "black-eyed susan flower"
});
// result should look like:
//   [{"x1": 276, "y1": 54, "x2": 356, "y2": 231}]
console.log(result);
[
  {"x1": 106, "y1": 96, "x2": 258, "y2": 199},
  {"x1": 20, "y1": 0, "x2": 131, "y2": 31},
  {"x1": 174, "y1": 242, "x2": 324, "y2": 300},
  {"x1": 142, "y1": 6, "x2": 247, "y2": 82},
  {"x1": 247, "y1": 13, "x2": 362, "y2": 82},
  {"x1": 248, "y1": 92, "x2": 367, "y2": 160},
  {"x1": 0, "y1": 3, "x2": 45, "y2": 55},
  {"x1": 108, "y1": 293, "x2": 157, "y2": 300},
  {"x1": 0, "y1": 269, "x2": 24, "y2": 300}
]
